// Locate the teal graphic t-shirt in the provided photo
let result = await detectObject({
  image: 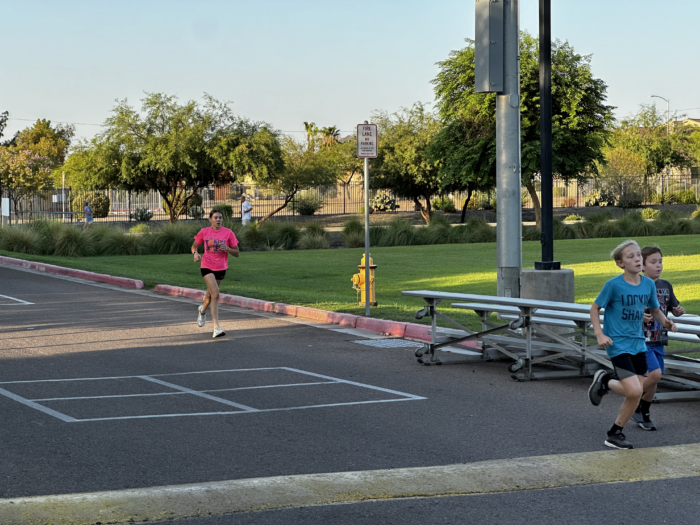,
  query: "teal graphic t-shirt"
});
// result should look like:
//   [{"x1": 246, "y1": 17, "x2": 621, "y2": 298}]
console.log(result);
[{"x1": 595, "y1": 274, "x2": 660, "y2": 358}]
